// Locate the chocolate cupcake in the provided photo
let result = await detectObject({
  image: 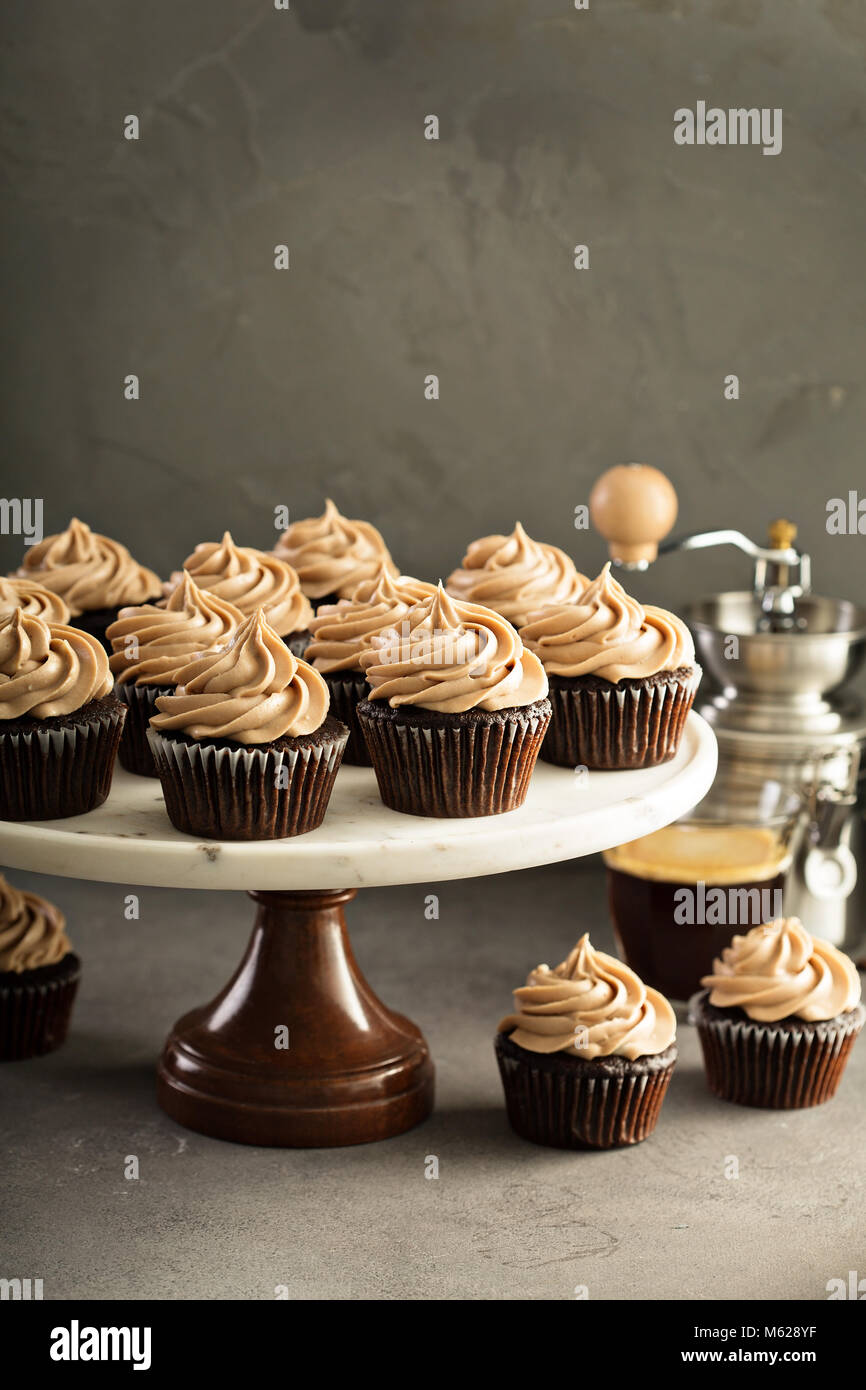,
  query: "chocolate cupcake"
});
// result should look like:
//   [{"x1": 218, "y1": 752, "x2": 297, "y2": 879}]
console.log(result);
[
  {"x1": 305, "y1": 567, "x2": 434, "y2": 765},
  {"x1": 692, "y1": 918, "x2": 864, "y2": 1109},
  {"x1": 14, "y1": 517, "x2": 161, "y2": 651},
  {"x1": 0, "y1": 608, "x2": 125, "y2": 820},
  {"x1": 106, "y1": 572, "x2": 243, "y2": 777},
  {"x1": 148, "y1": 608, "x2": 347, "y2": 839},
  {"x1": 357, "y1": 584, "x2": 550, "y2": 817},
  {"x1": 0, "y1": 873, "x2": 80, "y2": 1060},
  {"x1": 163, "y1": 532, "x2": 313, "y2": 653},
  {"x1": 520, "y1": 562, "x2": 700, "y2": 770},
  {"x1": 446, "y1": 521, "x2": 587, "y2": 627},
  {"x1": 273, "y1": 498, "x2": 398, "y2": 609},
  {"x1": 495, "y1": 934, "x2": 677, "y2": 1149},
  {"x1": 0, "y1": 576, "x2": 70, "y2": 625}
]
